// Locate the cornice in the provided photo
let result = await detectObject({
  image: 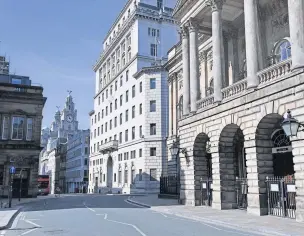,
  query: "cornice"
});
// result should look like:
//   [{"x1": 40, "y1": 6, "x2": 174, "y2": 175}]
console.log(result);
[
  {"x1": 164, "y1": 45, "x2": 183, "y2": 71},
  {"x1": 173, "y1": 0, "x2": 198, "y2": 20},
  {"x1": 93, "y1": 6, "x2": 176, "y2": 72},
  {"x1": 133, "y1": 65, "x2": 166, "y2": 79}
]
